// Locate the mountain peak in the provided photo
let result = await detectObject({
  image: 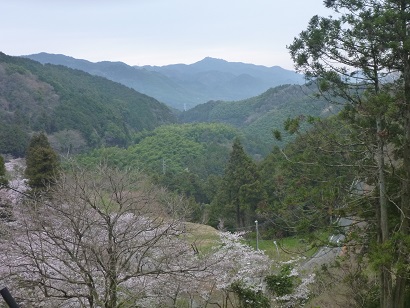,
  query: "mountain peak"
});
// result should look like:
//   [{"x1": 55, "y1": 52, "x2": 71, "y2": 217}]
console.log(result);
[{"x1": 196, "y1": 57, "x2": 227, "y2": 64}]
